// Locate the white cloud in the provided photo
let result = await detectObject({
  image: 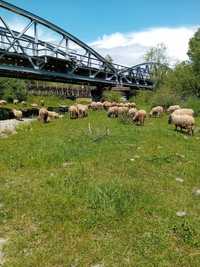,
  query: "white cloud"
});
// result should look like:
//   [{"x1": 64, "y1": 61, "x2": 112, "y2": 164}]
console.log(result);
[{"x1": 90, "y1": 26, "x2": 199, "y2": 66}]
